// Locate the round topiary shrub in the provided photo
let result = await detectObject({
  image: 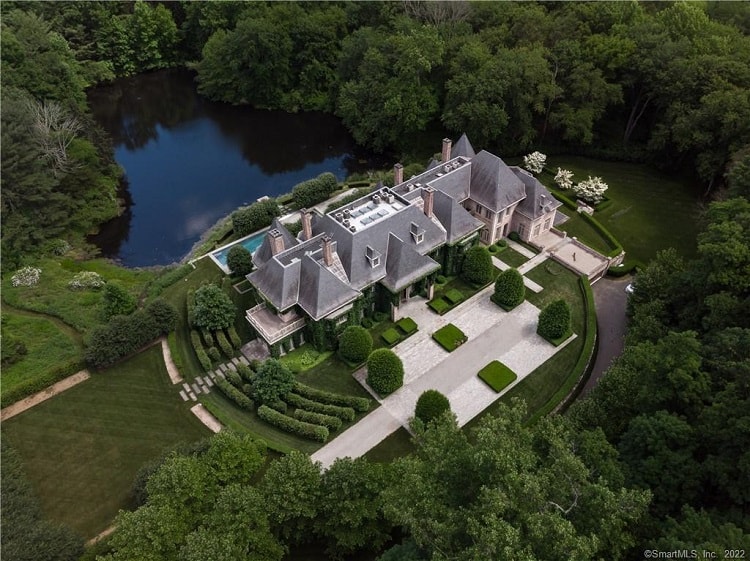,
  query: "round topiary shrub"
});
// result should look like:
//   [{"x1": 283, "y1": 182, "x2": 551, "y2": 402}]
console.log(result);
[
  {"x1": 367, "y1": 349, "x2": 404, "y2": 396},
  {"x1": 488, "y1": 244, "x2": 499, "y2": 254},
  {"x1": 461, "y1": 246, "x2": 493, "y2": 285},
  {"x1": 497, "y1": 239, "x2": 508, "y2": 248},
  {"x1": 338, "y1": 325, "x2": 373, "y2": 364},
  {"x1": 226, "y1": 245, "x2": 253, "y2": 276},
  {"x1": 537, "y1": 299, "x2": 571, "y2": 340},
  {"x1": 493, "y1": 268, "x2": 525, "y2": 309},
  {"x1": 435, "y1": 274, "x2": 448, "y2": 284},
  {"x1": 414, "y1": 390, "x2": 450, "y2": 424}
]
